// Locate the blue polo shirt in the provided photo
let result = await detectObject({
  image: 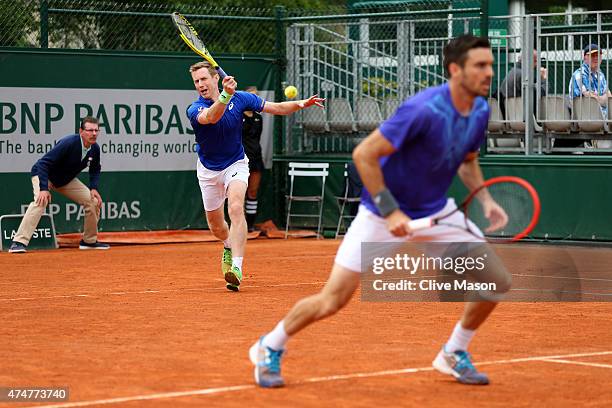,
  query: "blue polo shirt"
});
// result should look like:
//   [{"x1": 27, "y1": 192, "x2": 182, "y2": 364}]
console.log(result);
[
  {"x1": 361, "y1": 83, "x2": 489, "y2": 219},
  {"x1": 31, "y1": 134, "x2": 101, "y2": 191},
  {"x1": 187, "y1": 91, "x2": 266, "y2": 171},
  {"x1": 569, "y1": 63, "x2": 609, "y2": 116}
]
